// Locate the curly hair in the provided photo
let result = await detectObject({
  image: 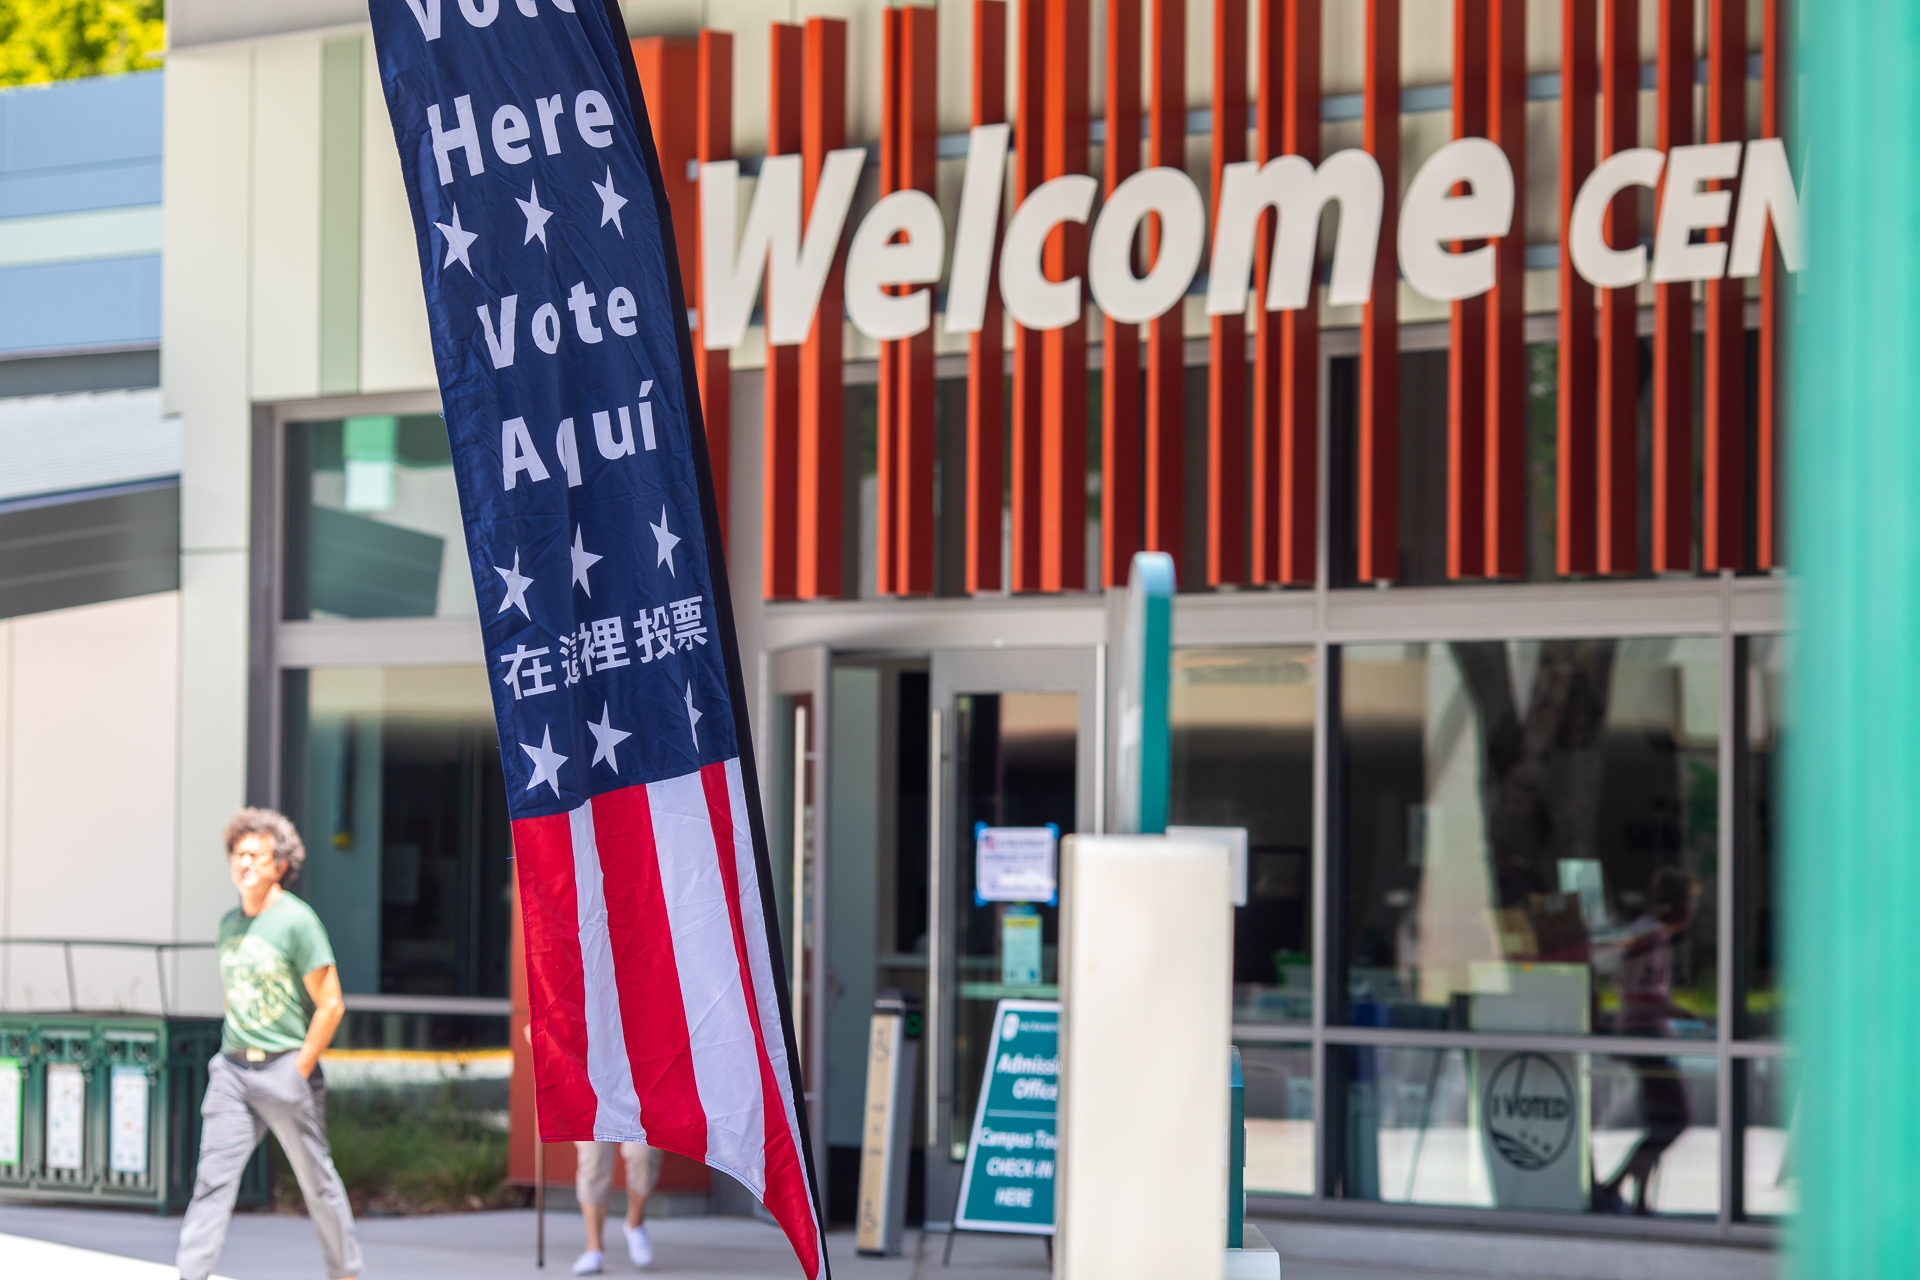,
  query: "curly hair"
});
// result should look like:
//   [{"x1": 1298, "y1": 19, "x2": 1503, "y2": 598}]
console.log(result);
[{"x1": 223, "y1": 807, "x2": 306, "y2": 880}]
